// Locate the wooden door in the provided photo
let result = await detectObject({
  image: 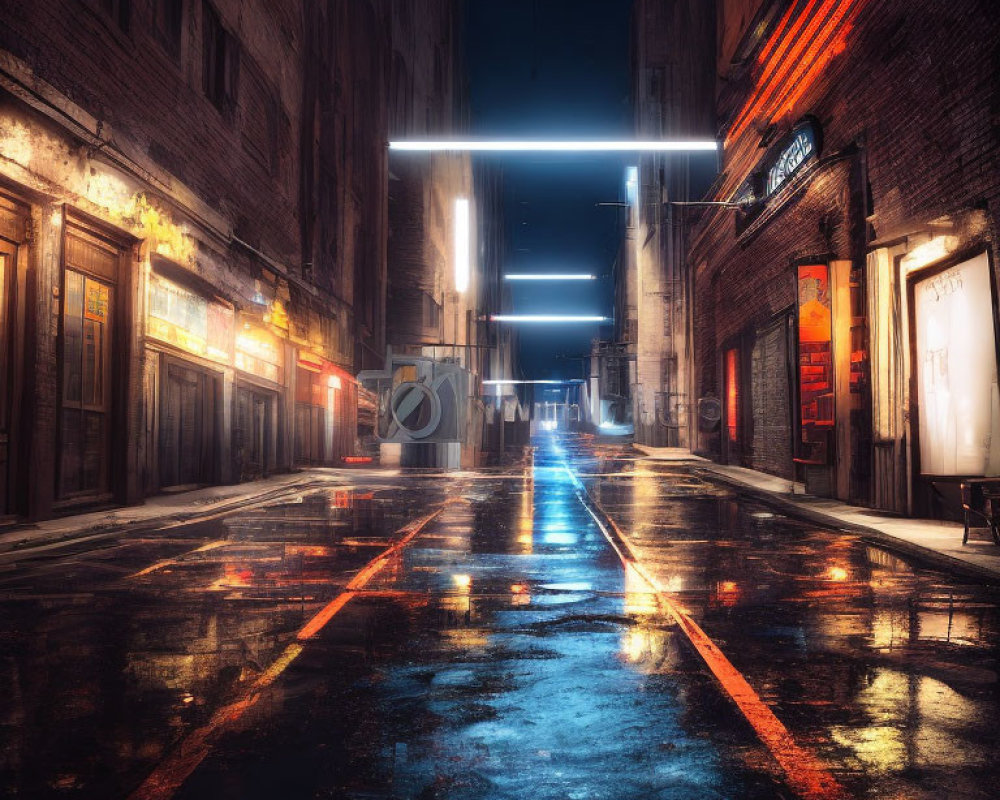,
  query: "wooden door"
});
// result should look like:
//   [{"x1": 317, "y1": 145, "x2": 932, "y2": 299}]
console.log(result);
[
  {"x1": 59, "y1": 270, "x2": 113, "y2": 498},
  {"x1": 751, "y1": 314, "x2": 794, "y2": 479},
  {"x1": 0, "y1": 242, "x2": 13, "y2": 515},
  {"x1": 235, "y1": 386, "x2": 271, "y2": 480},
  {"x1": 160, "y1": 361, "x2": 215, "y2": 488}
]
